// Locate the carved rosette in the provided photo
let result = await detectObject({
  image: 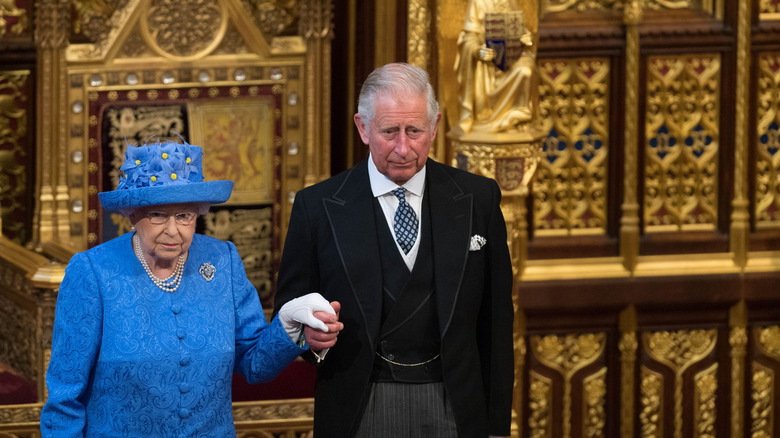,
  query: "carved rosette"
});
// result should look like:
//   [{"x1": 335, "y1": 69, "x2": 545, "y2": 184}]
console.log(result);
[{"x1": 141, "y1": 0, "x2": 228, "y2": 59}]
